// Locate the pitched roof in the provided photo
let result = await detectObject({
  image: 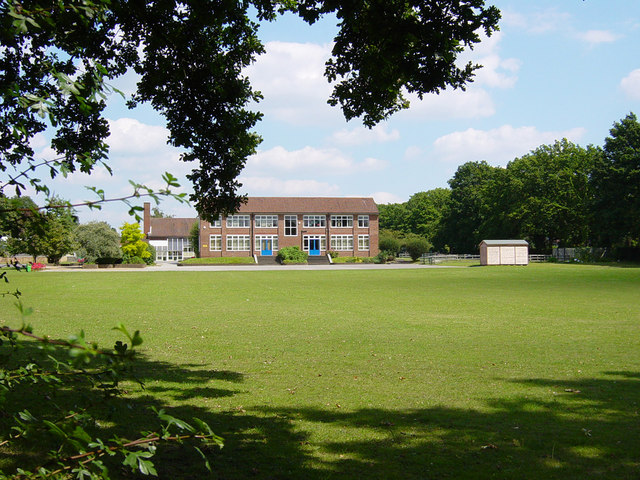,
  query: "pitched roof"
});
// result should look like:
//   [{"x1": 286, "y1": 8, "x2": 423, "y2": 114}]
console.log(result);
[
  {"x1": 236, "y1": 197, "x2": 378, "y2": 214},
  {"x1": 480, "y1": 239, "x2": 529, "y2": 246},
  {"x1": 147, "y1": 217, "x2": 197, "y2": 239}
]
